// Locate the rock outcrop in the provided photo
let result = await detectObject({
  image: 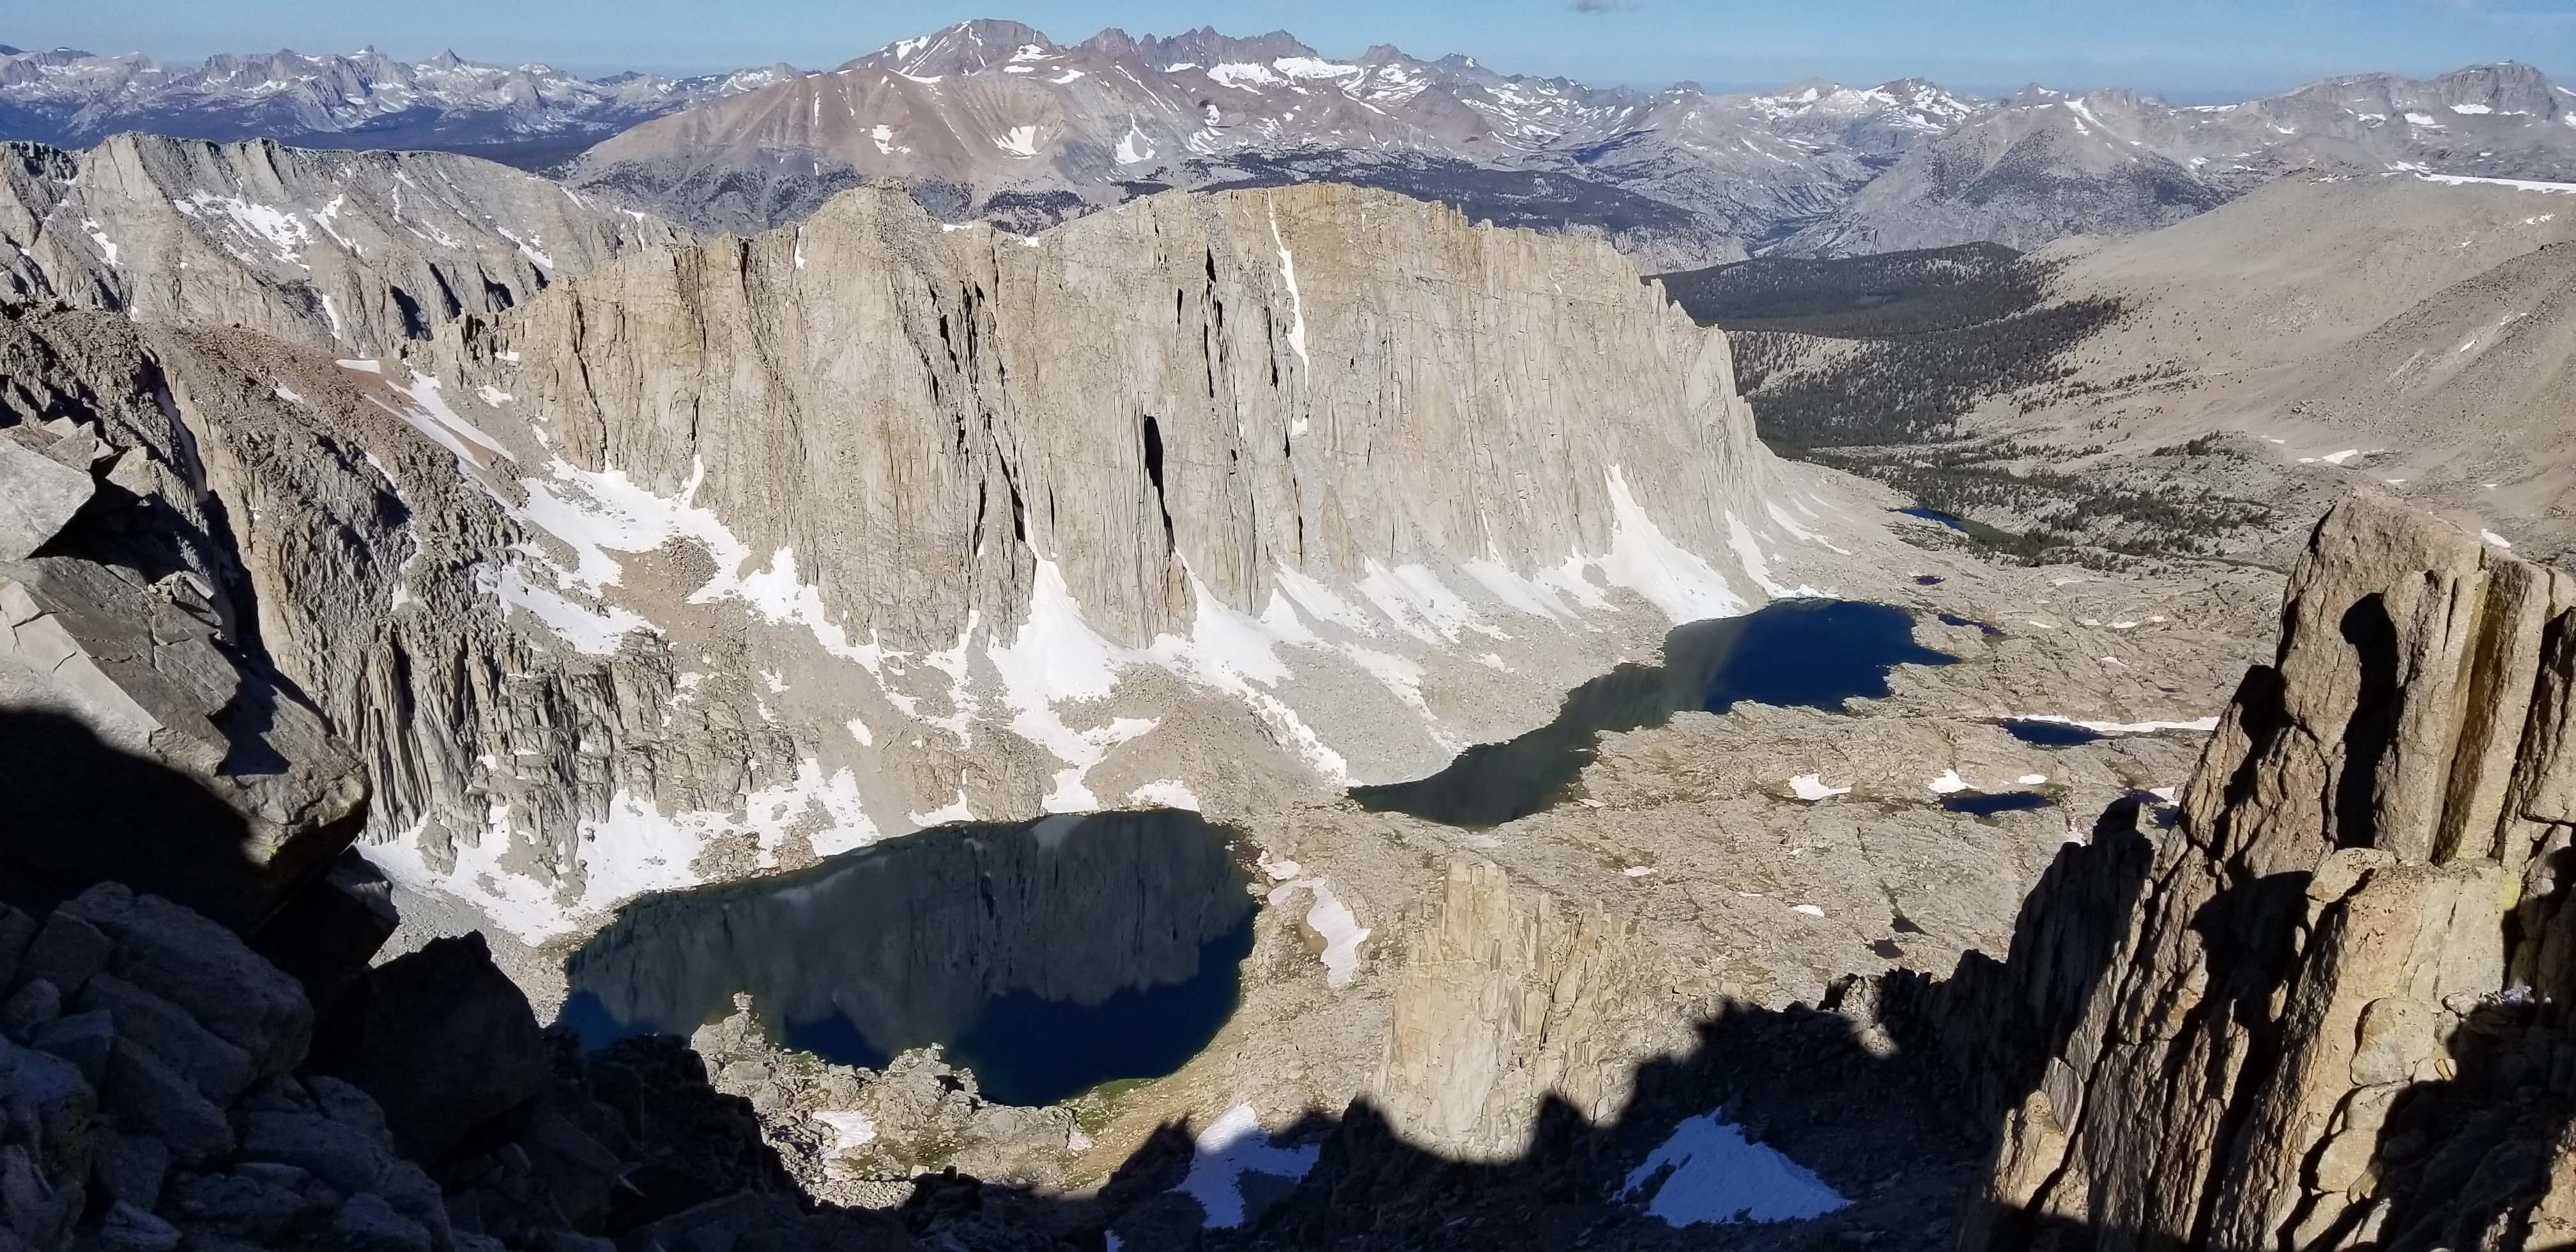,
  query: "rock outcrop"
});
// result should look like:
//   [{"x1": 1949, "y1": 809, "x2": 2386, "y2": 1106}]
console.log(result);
[
  {"x1": 0, "y1": 135, "x2": 686, "y2": 356},
  {"x1": 1922, "y1": 496, "x2": 2576, "y2": 1249},
  {"x1": 0, "y1": 881, "x2": 1073, "y2": 1252},
  {"x1": 1, "y1": 144, "x2": 1847, "y2": 947},
  {"x1": 1370, "y1": 858, "x2": 1676, "y2": 1162},
  {"x1": 167, "y1": 178, "x2": 1825, "y2": 937},
  {"x1": 423, "y1": 180, "x2": 1768, "y2": 652},
  {"x1": 0, "y1": 306, "x2": 365, "y2": 929}
]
